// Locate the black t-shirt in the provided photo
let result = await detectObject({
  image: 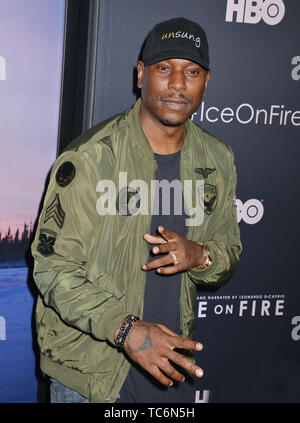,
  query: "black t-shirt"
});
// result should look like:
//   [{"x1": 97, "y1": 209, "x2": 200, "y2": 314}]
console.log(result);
[{"x1": 117, "y1": 150, "x2": 195, "y2": 403}]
